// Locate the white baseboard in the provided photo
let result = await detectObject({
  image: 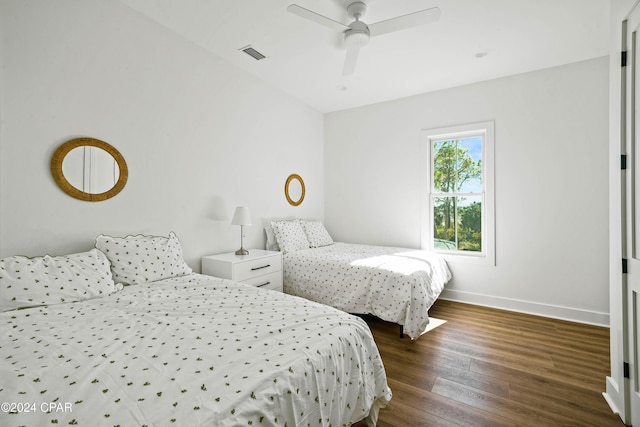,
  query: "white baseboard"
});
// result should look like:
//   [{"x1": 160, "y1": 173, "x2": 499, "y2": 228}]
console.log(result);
[
  {"x1": 603, "y1": 376, "x2": 627, "y2": 424},
  {"x1": 602, "y1": 377, "x2": 622, "y2": 418},
  {"x1": 439, "y1": 289, "x2": 610, "y2": 327}
]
